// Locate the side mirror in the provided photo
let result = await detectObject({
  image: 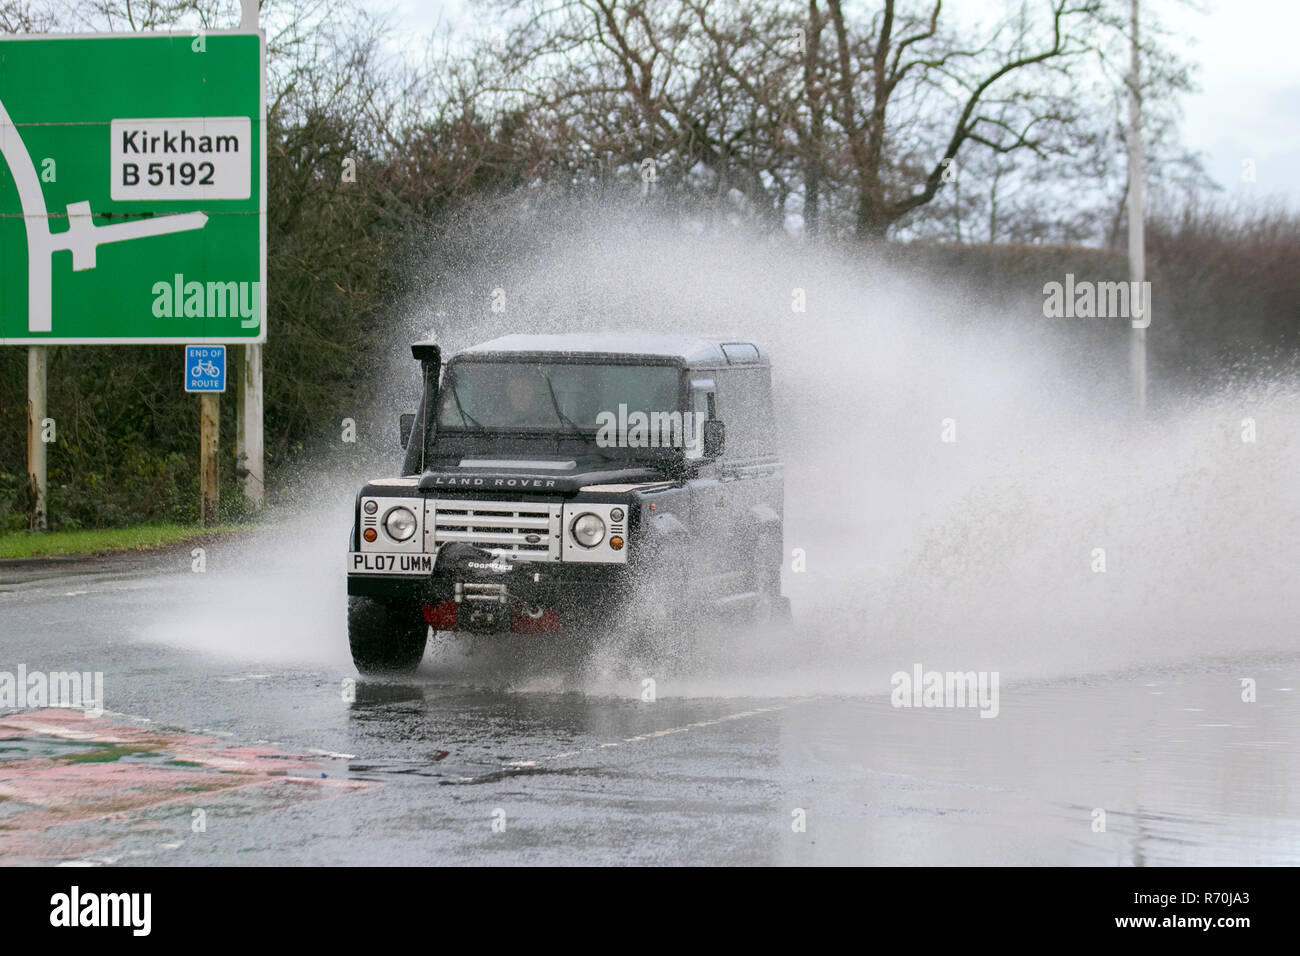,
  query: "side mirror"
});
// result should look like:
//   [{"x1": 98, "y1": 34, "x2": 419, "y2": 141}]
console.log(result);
[
  {"x1": 703, "y1": 419, "x2": 726, "y2": 458},
  {"x1": 399, "y1": 412, "x2": 416, "y2": 449}
]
